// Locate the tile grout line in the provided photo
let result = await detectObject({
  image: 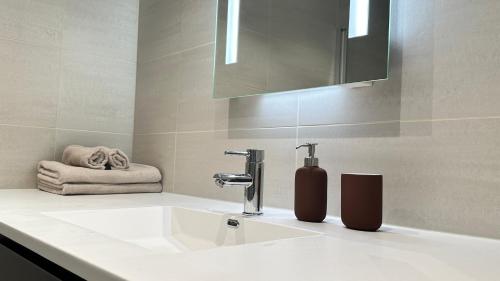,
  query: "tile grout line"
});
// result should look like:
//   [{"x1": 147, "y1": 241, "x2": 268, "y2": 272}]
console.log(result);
[
  {"x1": 138, "y1": 41, "x2": 215, "y2": 65},
  {"x1": 171, "y1": 78, "x2": 182, "y2": 194},
  {"x1": 55, "y1": 128, "x2": 132, "y2": 136},
  {"x1": 171, "y1": 132, "x2": 178, "y2": 194},
  {"x1": 294, "y1": 96, "x2": 301, "y2": 170},
  {"x1": 133, "y1": 115, "x2": 500, "y2": 137},
  {"x1": 0, "y1": 123, "x2": 133, "y2": 136},
  {"x1": 0, "y1": 124, "x2": 56, "y2": 130},
  {"x1": 0, "y1": 36, "x2": 61, "y2": 50},
  {"x1": 53, "y1": 33, "x2": 64, "y2": 161},
  {"x1": 0, "y1": 37, "x2": 137, "y2": 66}
]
